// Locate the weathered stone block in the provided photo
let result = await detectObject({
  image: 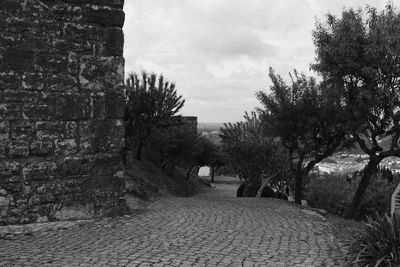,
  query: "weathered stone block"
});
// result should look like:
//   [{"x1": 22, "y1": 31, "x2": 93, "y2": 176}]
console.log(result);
[
  {"x1": 0, "y1": 120, "x2": 9, "y2": 135},
  {"x1": 0, "y1": 188, "x2": 7, "y2": 196},
  {"x1": 29, "y1": 139, "x2": 53, "y2": 156},
  {"x1": 0, "y1": 122, "x2": 10, "y2": 158},
  {"x1": 85, "y1": 7, "x2": 125, "y2": 28},
  {"x1": 36, "y1": 121, "x2": 65, "y2": 139},
  {"x1": 63, "y1": 0, "x2": 124, "y2": 9},
  {"x1": 35, "y1": 53, "x2": 67, "y2": 74},
  {"x1": 18, "y1": 36, "x2": 53, "y2": 53},
  {"x1": 104, "y1": 27, "x2": 124, "y2": 56},
  {"x1": 91, "y1": 154, "x2": 123, "y2": 176},
  {"x1": 52, "y1": 36, "x2": 92, "y2": 54},
  {"x1": 105, "y1": 91, "x2": 125, "y2": 119},
  {"x1": 54, "y1": 138, "x2": 78, "y2": 156},
  {"x1": 22, "y1": 103, "x2": 53, "y2": 121},
  {"x1": 0, "y1": 161, "x2": 20, "y2": 182},
  {"x1": 29, "y1": 192, "x2": 55, "y2": 206},
  {"x1": 0, "y1": 49, "x2": 35, "y2": 72},
  {"x1": 80, "y1": 119, "x2": 124, "y2": 153},
  {"x1": 67, "y1": 52, "x2": 79, "y2": 75},
  {"x1": 0, "y1": 1, "x2": 21, "y2": 13},
  {"x1": 8, "y1": 139, "x2": 30, "y2": 158},
  {"x1": 0, "y1": 196, "x2": 11, "y2": 207},
  {"x1": 65, "y1": 121, "x2": 78, "y2": 139},
  {"x1": 0, "y1": 90, "x2": 37, "y2": 104},
  {"x1": 92, "y1": 91, "x2": 124, "y2": 119},
  {"x1": 57, "y1": 156, "x2": 92, "y2": 178},
  {"x1": 79, "y1": 56, "x2": 124, "y2": 91},
  {"x1": 23, "y1": 161, "x2": 57, "y2": 182},
  {"x1": 0, "y1": 103, "x2": 21, "y2": 121},
  {"x1": 0, "y1": 72, "x2": 22, "y2": 90},
  {"x1": 52, "y1": 4, "x2": 84, "y2": 23},
  {"x1": 10, "y1": 121, "x2": 34, "y2": 140},
  {"x1": 92, "y1": 93, "x2": 106, "y2": 118},
  {"x1": 21, "y1": 72, "x2": 44, "y2": 90},
  {"x1": 55, "y1": 93, "x2": 91, "y2": 120},
  {"x1": 45, "y1": 74, "x2": 78, "y2": 92}
]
